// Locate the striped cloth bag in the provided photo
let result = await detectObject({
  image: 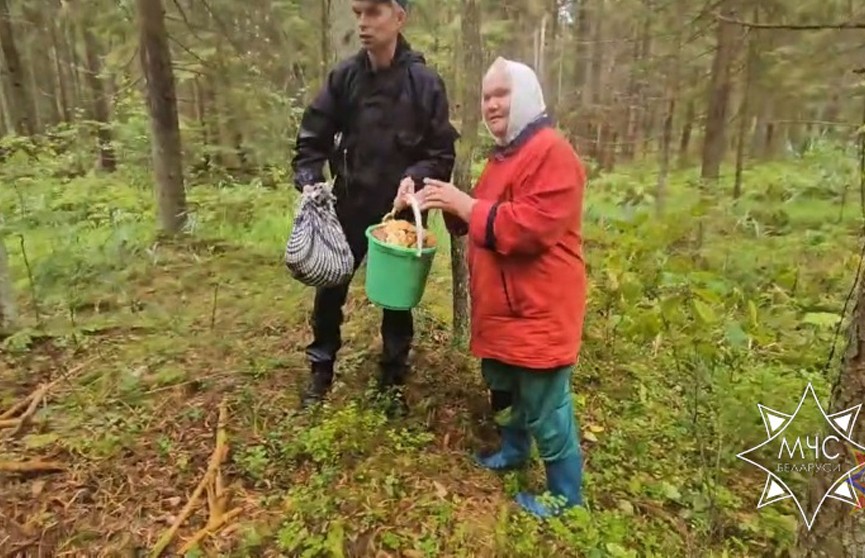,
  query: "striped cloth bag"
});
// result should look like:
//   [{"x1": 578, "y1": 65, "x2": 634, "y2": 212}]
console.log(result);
[{"x1": 284, "y1": 182, "x2": 355, "y2": 288}]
